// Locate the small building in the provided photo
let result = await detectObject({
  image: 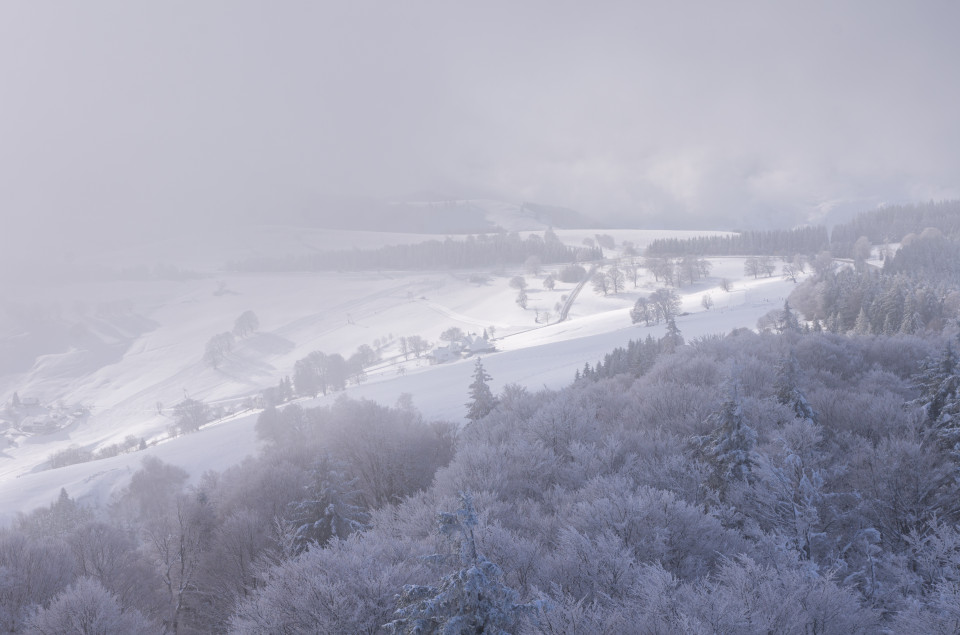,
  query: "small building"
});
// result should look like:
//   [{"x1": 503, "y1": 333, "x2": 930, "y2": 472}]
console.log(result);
[
  {"x1": 20, "y1": 416, "x2": 57, "y2": 434},
  {"x1": 428, "y1": 334, "x2": 495, "y2": 364},
  {"x1": 462, "y1": 334, "x2": 496, "y2": 356}
]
